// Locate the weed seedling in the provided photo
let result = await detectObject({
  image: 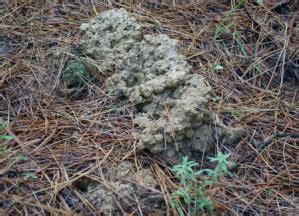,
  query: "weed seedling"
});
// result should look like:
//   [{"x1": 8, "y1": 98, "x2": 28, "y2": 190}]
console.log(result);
[{"x1": 170, "y1": 152, "x2": 234, "y2": 215}]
